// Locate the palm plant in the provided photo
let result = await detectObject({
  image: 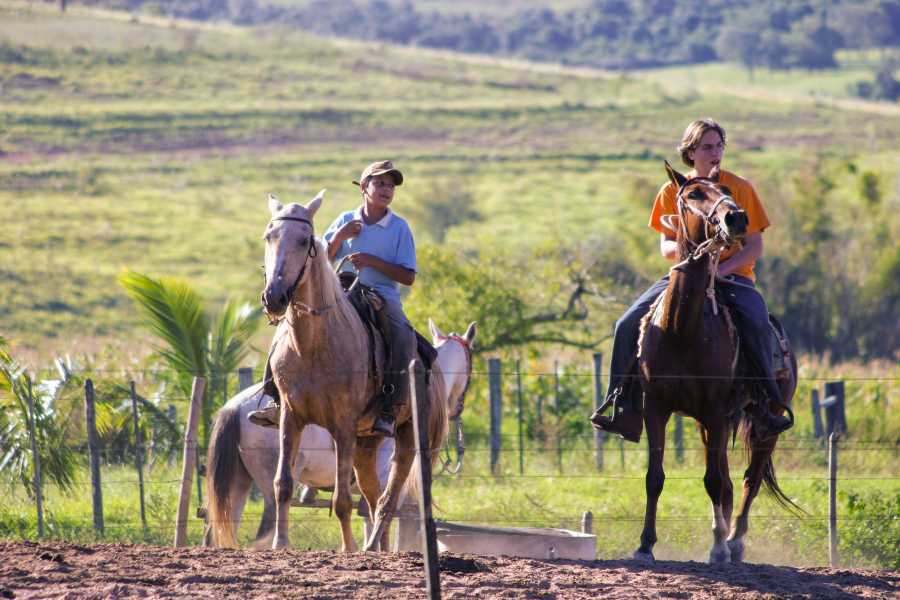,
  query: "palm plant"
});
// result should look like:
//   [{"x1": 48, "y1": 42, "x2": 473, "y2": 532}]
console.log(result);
[
  {"x1": 0, "y1": 336, "x2": 83, "y2": 495},
  {"x1": 118, "y1": 269, "x2": 263, "y2": 449}
]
